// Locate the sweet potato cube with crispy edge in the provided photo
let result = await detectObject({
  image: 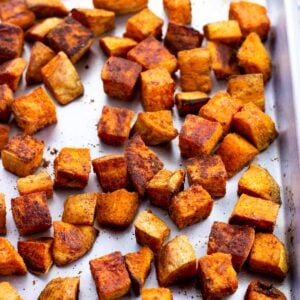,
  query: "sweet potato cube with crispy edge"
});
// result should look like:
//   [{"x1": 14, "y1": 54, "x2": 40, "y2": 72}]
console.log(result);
[
  {"x1": 0, "y1": 194, "x2": 6, "y2": 235},
  {"x1": 2, "y1": 133, "x2": 44, "y2": 177},
  {"x1": 125, "y1": 134, "x2": 164, "y2": 196},
  {"x1": 100, "y1": 36, "x2": 138, "y2": 57},
  {"x1": 124, "y1": 8, "x2": 163, "y2": 42},
  {"x1": 141, "y1": 288, "x2": 173, "y2": 300},
  {"x1": 62, "y1": 193, "x2": 98, "y2": 226},
  {"x1": 229, "y1": 194, "x2": 279, "y2": 232},
  {"x1": 93, "y1": 0, "x2": 148, "y2": 15},
  {"x1": 227, "y1": 73, "x2": 265, "y2": 111},
  {"x1": 179, "y1": 114, "x2": 223, "y2": 159},
  {"x1": 238, "y1": 163, "x2": 281, "y2": 204},
  {"x1": 198, "y1": 253, "x2": 238, "y2": 299},
  {"x1": 0, "y1": 282, "x2": 23, "y2": 300},
  {"x1": 185, "y1": 155, "x2": 227, "y2": 198},
  {"x1": 97, "y1": 189, "x2": 139, "y2": 229},
  {"x1": 157, "y1": 234, "x2": 197, "y2": 286},
  {"x1": 18, "y1": 237, "x2": 53, "y2": 275},
  {"x1": 169, "y1": 185, "x2": 213, "y2": 229},
  {"x1": 47, "y1": 17, "x2": 94, "y2": 64},
  {"x1": 125, "y1": 247, "x2": 154, "y2": 295},
  {"x1": 17, "y1": 172, "x2": 53, "y2": 198},
  {"x1": 249, "y1": 233, "x2": 288, "y2": 280},
  {"x1": 127, "y1": 37, "x2": 178, "y2": 74},
  {"x1": 207, "y1": 221, "x2": 255, "y2": 271},
  {"x1": 0, "y1": 124, "x2": 10, "y2": 151},
  {"x1": 26, "y1": 0, "x2": 68, "y2": 18},
  {"x1": 229, "y1": 1, "x2": 271, "y2": 40},
  {"x1": 147, "y1": 169, "x2": 185, "y2": 209},
  {"x1": 216, "y1": 133, "x2": 258, "y2": 178},
  {"x1": 0, "y1": 84, "x2": 13, "y2": 123},
  {"x1": 233, "y1": 102, "x2": 278, "y2": 151},
  {"x1": 134, "y1": 210, "x2": 170, "y2": 252},
  {"x1": 90, "y1": 252, "x2": 131, "y2": 300},
  {"x1": 53, "y1": 221, "x2": 98, "y2": 266},
  {"x1": 178, "y1": 48, "x2": 212, "y2": 93},
  {"x1": 163, "y1": 0, "x2": 191, "y2": 25},
  {"x1": 237, "y1": 32, "x2": 272, "y2": 82},
  {"x1": 54, "y1": 147, "x2": 91, "y2": 189},
  {"x1": 98, "y1": 105, "x2": 135, "y2": 145}
]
